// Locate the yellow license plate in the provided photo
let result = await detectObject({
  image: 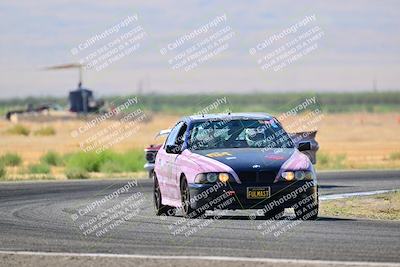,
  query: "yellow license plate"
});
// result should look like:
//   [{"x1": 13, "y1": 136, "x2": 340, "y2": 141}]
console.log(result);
[{"x1": 247, "y1": 187, "x2": 270, "y2": 199}]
